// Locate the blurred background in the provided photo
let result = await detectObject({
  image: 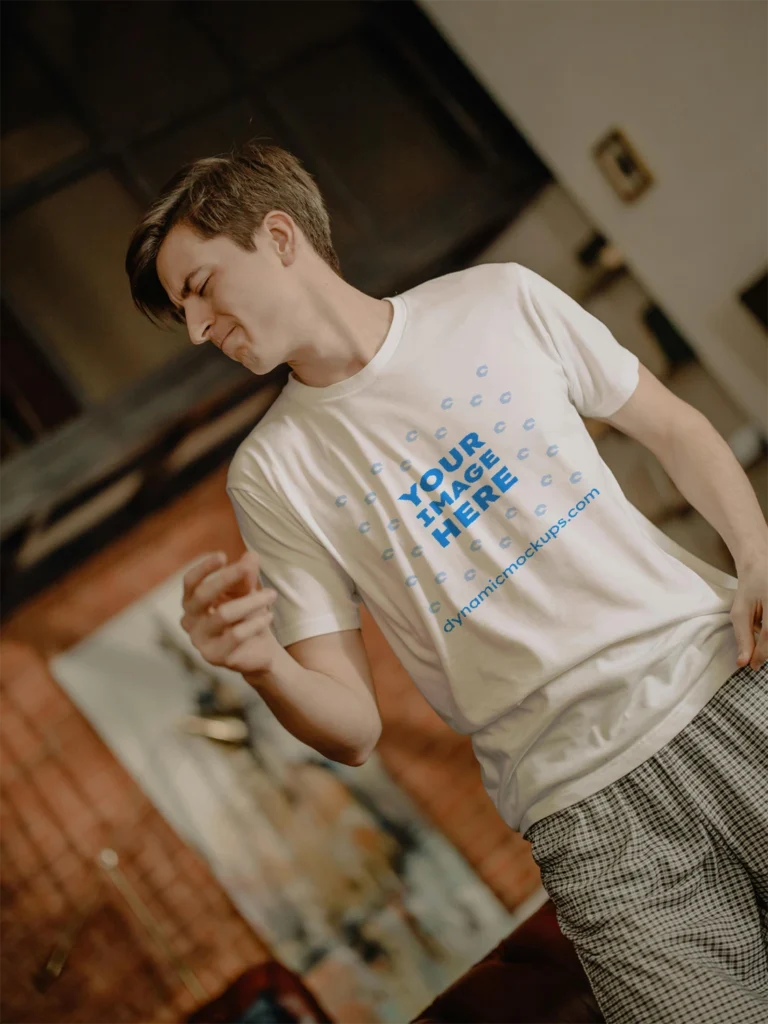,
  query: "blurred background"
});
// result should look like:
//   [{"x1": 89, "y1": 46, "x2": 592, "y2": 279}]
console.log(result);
[{"x1": 1, "y1": 2, "x2": 766, "y2": 1022}]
